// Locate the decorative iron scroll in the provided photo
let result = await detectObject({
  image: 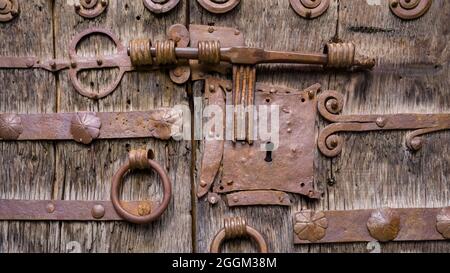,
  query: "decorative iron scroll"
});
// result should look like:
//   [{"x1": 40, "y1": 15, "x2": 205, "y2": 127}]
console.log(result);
[
  {"x1": 317, "y1": 90, "x2": 450, "y2": 157},
  {"x1": 294, "y1": 207, "x2": 450, "y2": 244}
]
